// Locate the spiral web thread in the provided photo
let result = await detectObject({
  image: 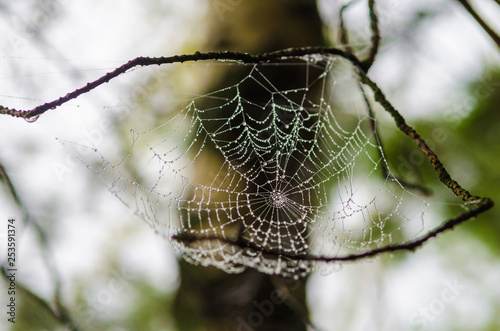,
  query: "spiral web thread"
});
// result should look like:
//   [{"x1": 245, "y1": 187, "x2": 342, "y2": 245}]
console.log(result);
[{"x1": 85, "y1": 55, "x2": 440, "y2": 277}]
